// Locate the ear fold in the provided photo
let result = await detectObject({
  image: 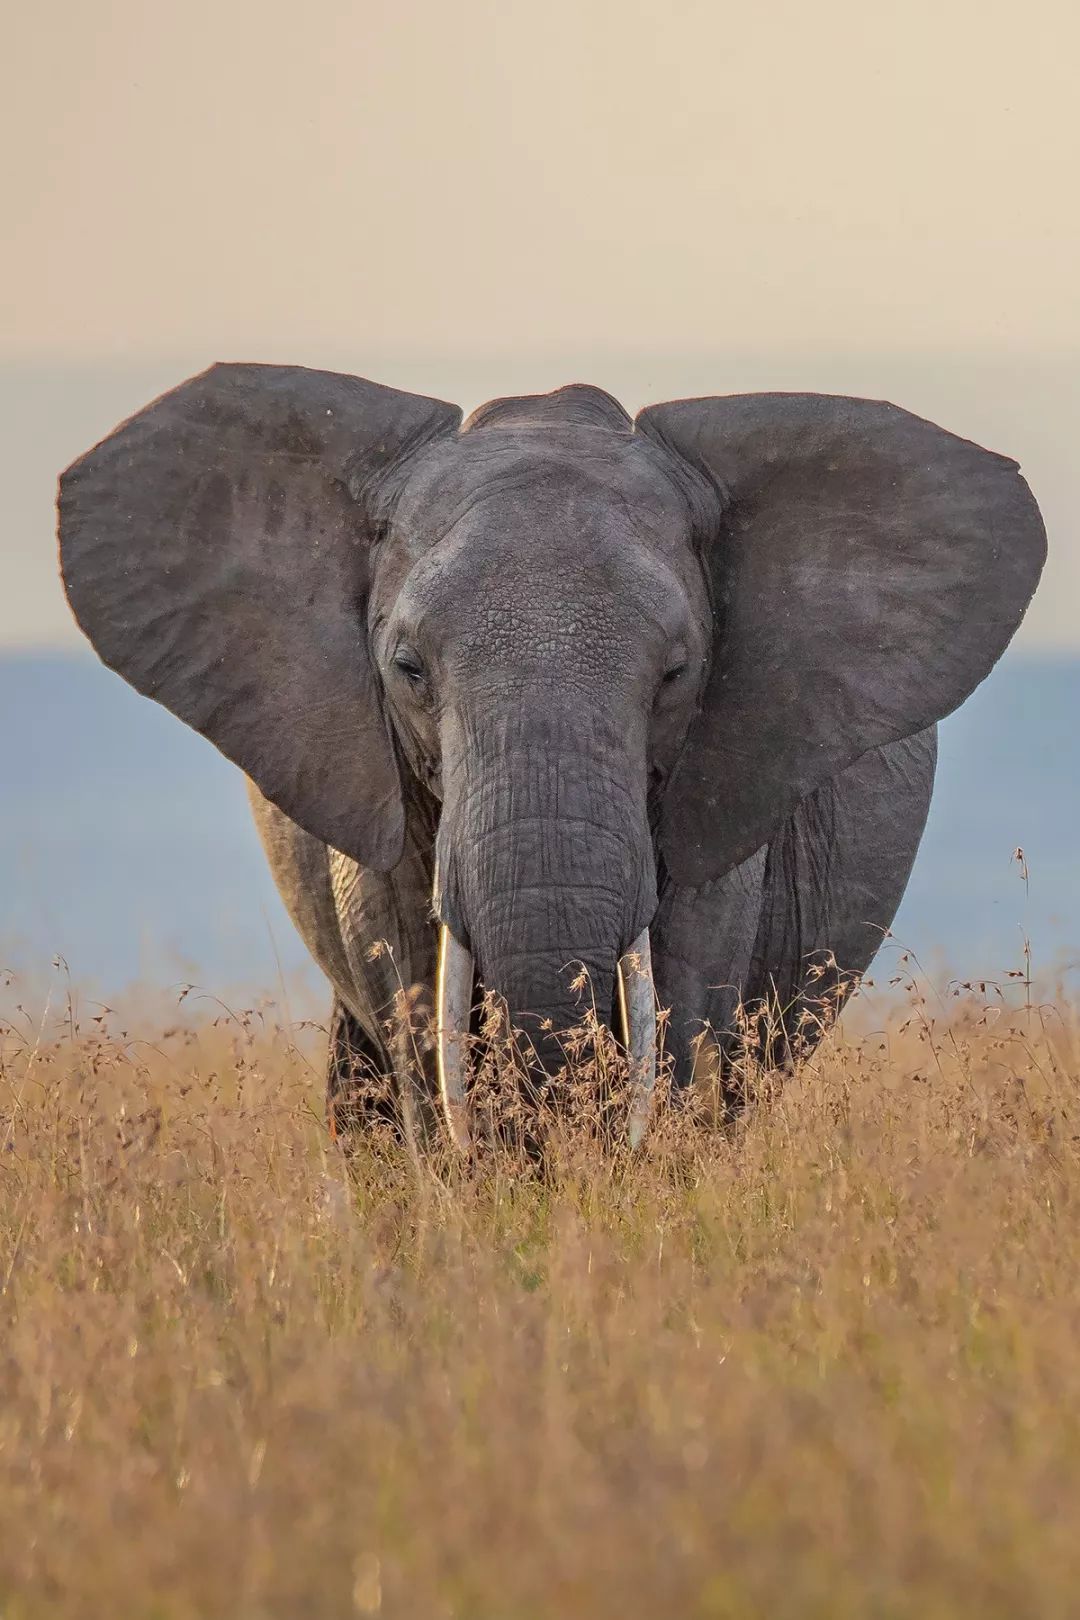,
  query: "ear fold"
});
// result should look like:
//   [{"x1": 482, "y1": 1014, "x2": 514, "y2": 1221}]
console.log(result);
[
  {"x1": 637, "y1": 393, "x2": 1046, "y2": 887},
  {"x1": 59, "y1": 363, "x2": 461, "y2": 870}
]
